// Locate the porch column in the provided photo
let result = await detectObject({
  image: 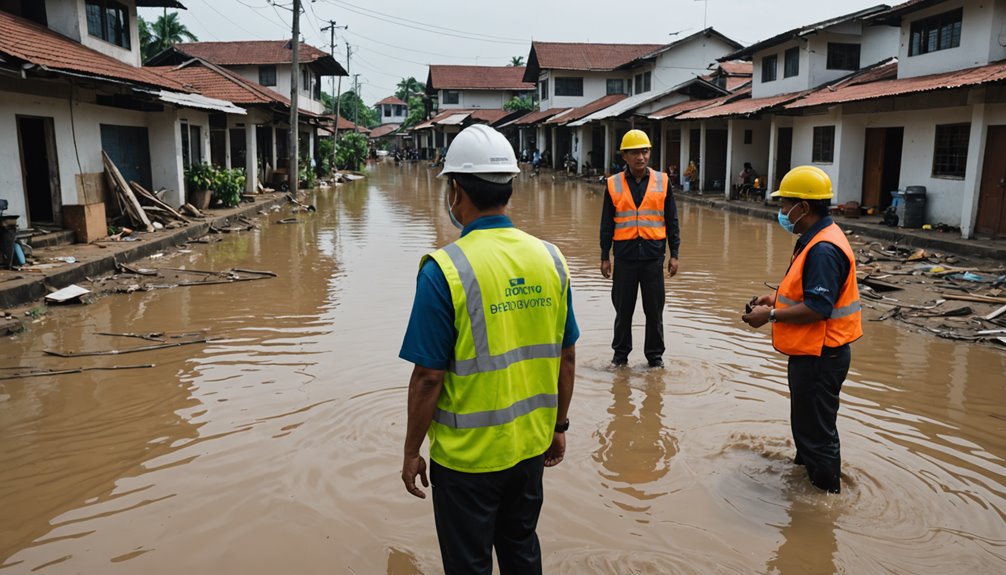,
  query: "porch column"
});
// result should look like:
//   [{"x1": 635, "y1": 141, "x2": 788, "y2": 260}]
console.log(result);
[
  {"x1": 961, "y1": 97, "x2": 988, "y2": 239},
  {"x1": 699, "y1": 121, "x2": 708, "y2": 193},
  {"x1": 767, "y1": 118, "x2": 779, "y2": 201},
  {"x1": 603, "y1": 122, "x2": 612, "y2": 175},
  {"x1": 551, "y1": 126, "x2": 558, "y2": 168},
  {"x1": 245, "y1": 121, "x2": 258, "y2": 194},
  {"x1": 725, "y1": 119, "x2": 736, "y2": 199},
  {"x1": 659, "y1": 120, "x2": 668, "y2": 174}
]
